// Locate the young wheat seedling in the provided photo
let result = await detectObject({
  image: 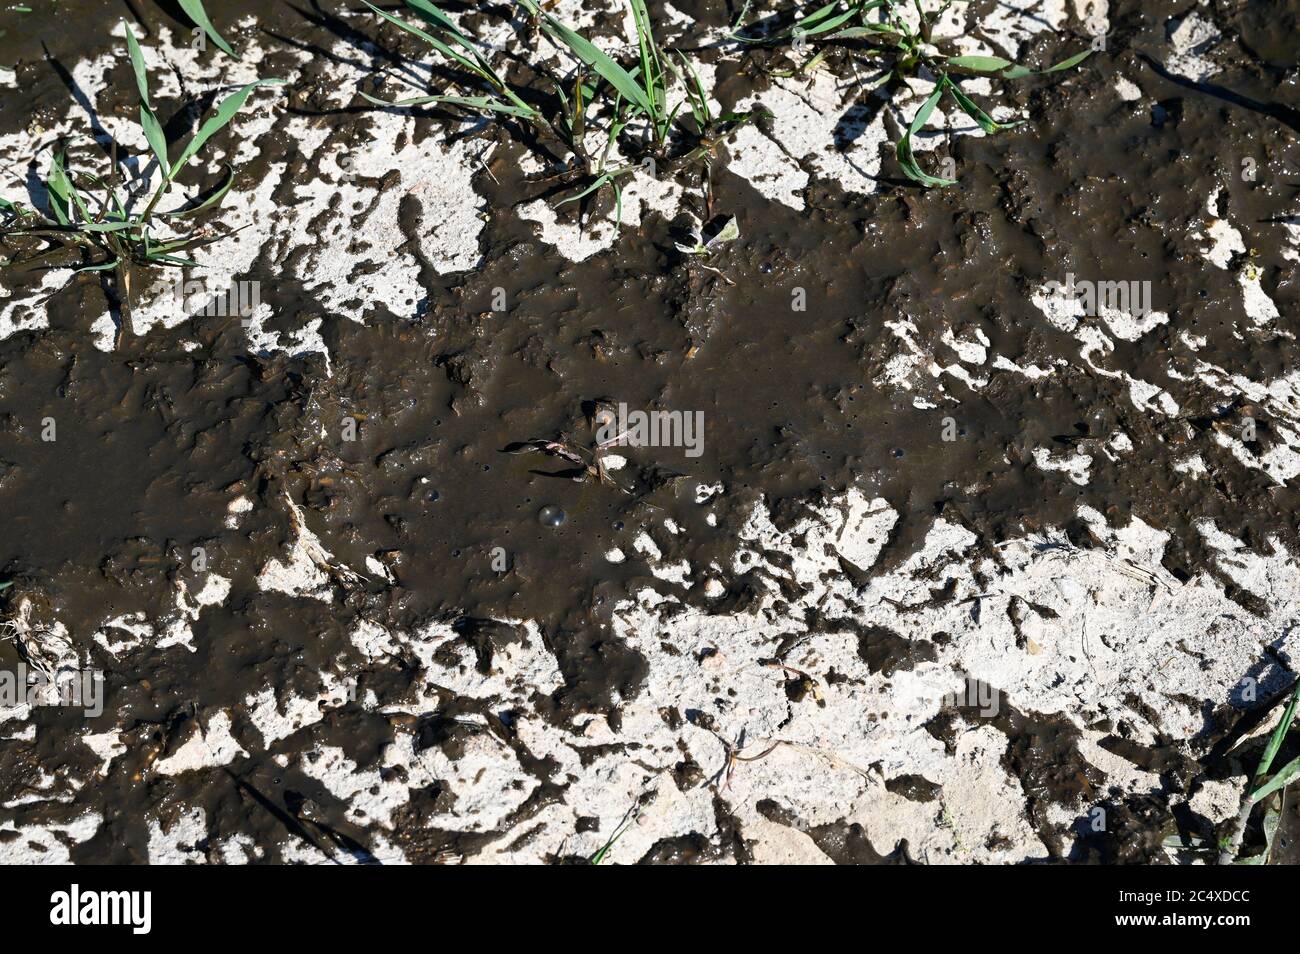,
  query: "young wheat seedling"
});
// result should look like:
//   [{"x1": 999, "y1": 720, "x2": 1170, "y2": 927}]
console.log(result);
[
  {"x1": 0, "y1": 26, "x2": 282, "y2": 344},
  {"x1": 733, "y1": 0, "x2": 1093, "y2": 186},
  {"x1": 1217, "y1": 679, "x2": 1300, "y2": 864},
  {"x1": 361, "y1": 0, "x2": 761, "y2": 219}
]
